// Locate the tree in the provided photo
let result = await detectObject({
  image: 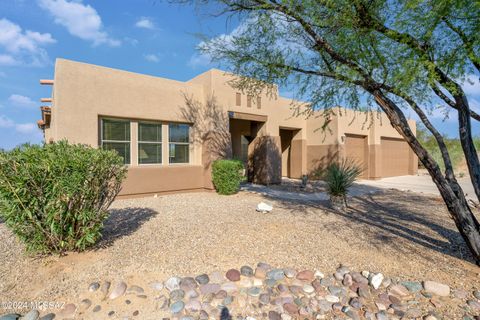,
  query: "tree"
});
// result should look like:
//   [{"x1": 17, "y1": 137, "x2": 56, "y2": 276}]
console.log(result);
[{"x1": 176, "y1": 0, "x2": 480, "y2": 263}]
